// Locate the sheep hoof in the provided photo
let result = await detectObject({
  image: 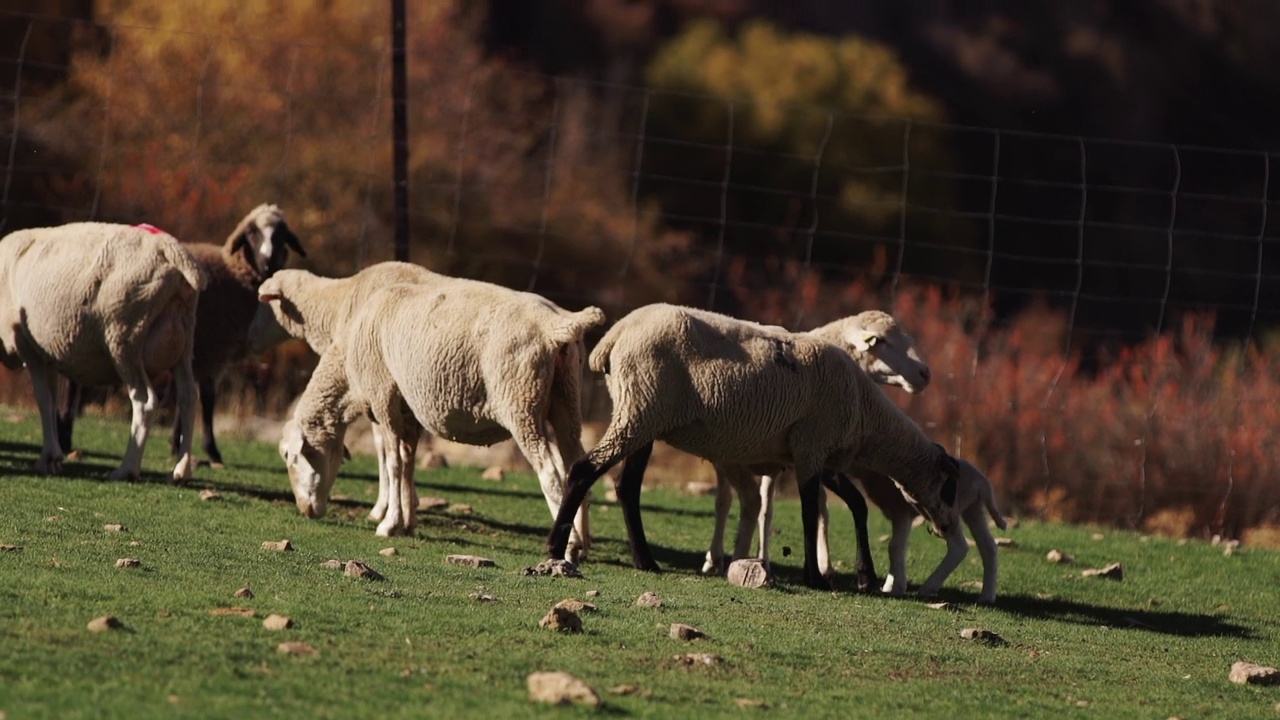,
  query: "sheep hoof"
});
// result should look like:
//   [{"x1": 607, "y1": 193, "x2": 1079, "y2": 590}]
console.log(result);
[
  {"x1": 977, "y1": 594, "x2": 996, "y2": 605},
  {"x1": 108, "y1": 466, "x2": 139, "y2": 480},
  {"x1": 34, "y1": 456, "x2": 64, "y2": 475},
  {"x1": 171, "y1": 456, "x2": 195, "y2": 483},
  {"x1": 700, "y1": 556, "x2": 724, "y2": 576},
  {"x1": 368, "y1": 507, "x2": 388, "y2": 522},
  {"x1": 854, "y1": 571, "x2": 879, "y2": 594}
]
